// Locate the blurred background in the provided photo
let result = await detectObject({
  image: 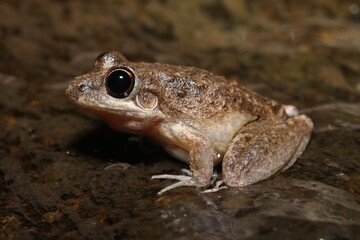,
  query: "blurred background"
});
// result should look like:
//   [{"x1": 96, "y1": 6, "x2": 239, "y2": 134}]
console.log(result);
[
  {"x1": 0, "y1": 1, "x2": 359, "y2": 239},
  {"x1": 1, "y1": 0, "x2": 360, "y2": 102}
]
